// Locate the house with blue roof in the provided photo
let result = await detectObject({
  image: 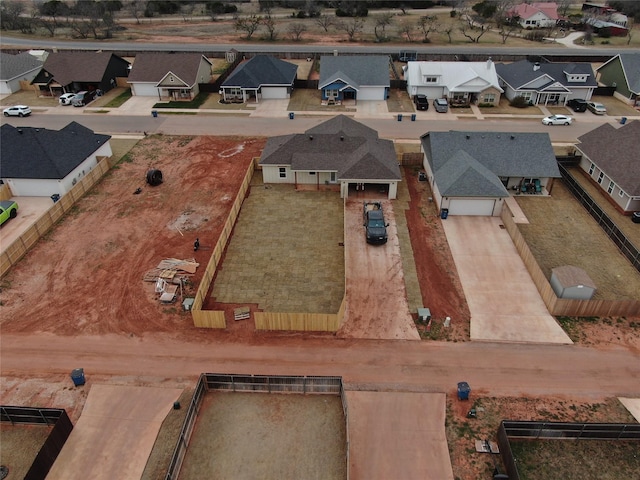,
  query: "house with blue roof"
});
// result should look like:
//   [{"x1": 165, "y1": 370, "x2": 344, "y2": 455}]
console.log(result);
[
  {"x1": 319, "y1": 55, "x2": 390, "y2": 104},
  {"x1": 496, "y1": 60, "x2": 597, "y2": 106},
  {"x1": 220, "y1": 55, "x2": 297, "y2": 103},
  {"x1": 420, "y1": 130, "x2": 561, "y2": 216}
]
